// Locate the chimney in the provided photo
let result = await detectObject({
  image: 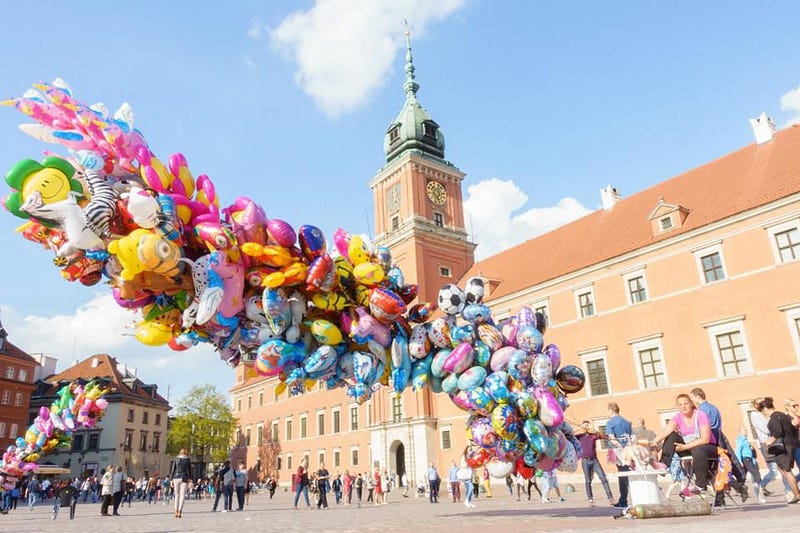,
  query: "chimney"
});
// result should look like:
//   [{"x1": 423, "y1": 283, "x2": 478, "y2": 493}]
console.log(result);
[
  {"x1": 600, "y1": 185, "x2": 621, "y2": 210},
  {"x1": 749, "y1": 112, "x2": 776, "y2": 145}
]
